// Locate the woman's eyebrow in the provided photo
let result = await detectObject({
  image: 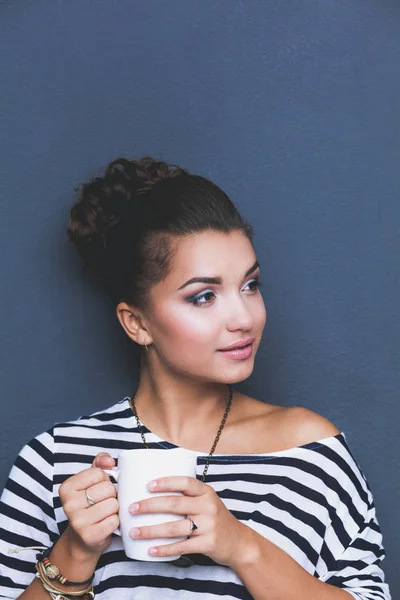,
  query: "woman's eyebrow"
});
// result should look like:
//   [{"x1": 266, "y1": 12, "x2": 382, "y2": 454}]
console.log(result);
[{"x1": 176, "y1": 260, "x2": 260, "y2": 291}]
